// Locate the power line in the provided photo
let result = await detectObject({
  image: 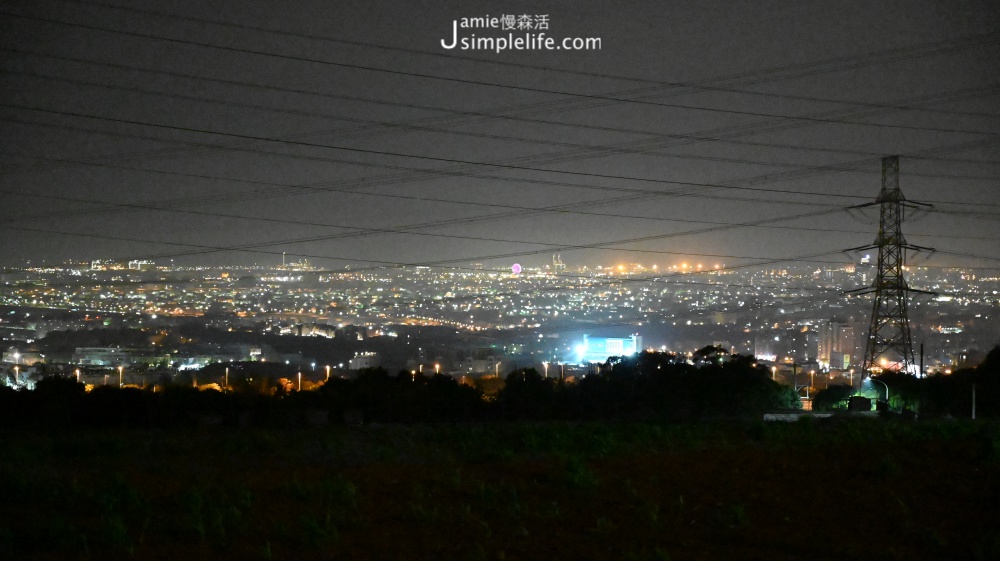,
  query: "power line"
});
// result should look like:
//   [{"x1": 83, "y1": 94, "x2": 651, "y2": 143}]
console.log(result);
[
  {"x1": 5, "y1": 76, "x2": 994, "y2": 238},
  {"x1": 5, "y1": 105, "x2": 1000, "y2": 214},
  {"x1": 4, "y1": 152, "x2": 998, "y2": 244},
  {"x1": 48, "y1": 0, "x2": 1000, "y2": 119},
  {"x1": 0, "y1": 105, "x2": 876, "y2": 201},
  {"x1": 0, "y1": 187, "x2": 854, "y2": 261},
  {"x1": 2, "y1": 213, "x2": 992, "y2": 317},
  {"x1": 3, "y1": 19, "x2": 992, "y2": 260},
  {"x1": 3, "y1": 114, "x2": 996, "y2": 270},
  {"x1": 4, "y1": 107, "x2": 997, "y2": 277},
  {"x1": 0, "y1": 221, "x2": 866, "y2": 314},
  {"x1": 6, "y1": 68, "x2": 1000, "y2": 187},
  {"x1": 0, "y1": 200, "x2": 852, "y2": 273},
  {"x1": 4, "y1": 47, "x2": 997, "y2": 221},
  {"x1": 3, "y1": 47, "x2": 997, "y2": 178},
  {"x1": 2, "y1": 9, "x2": 999, "y2": 137}
]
